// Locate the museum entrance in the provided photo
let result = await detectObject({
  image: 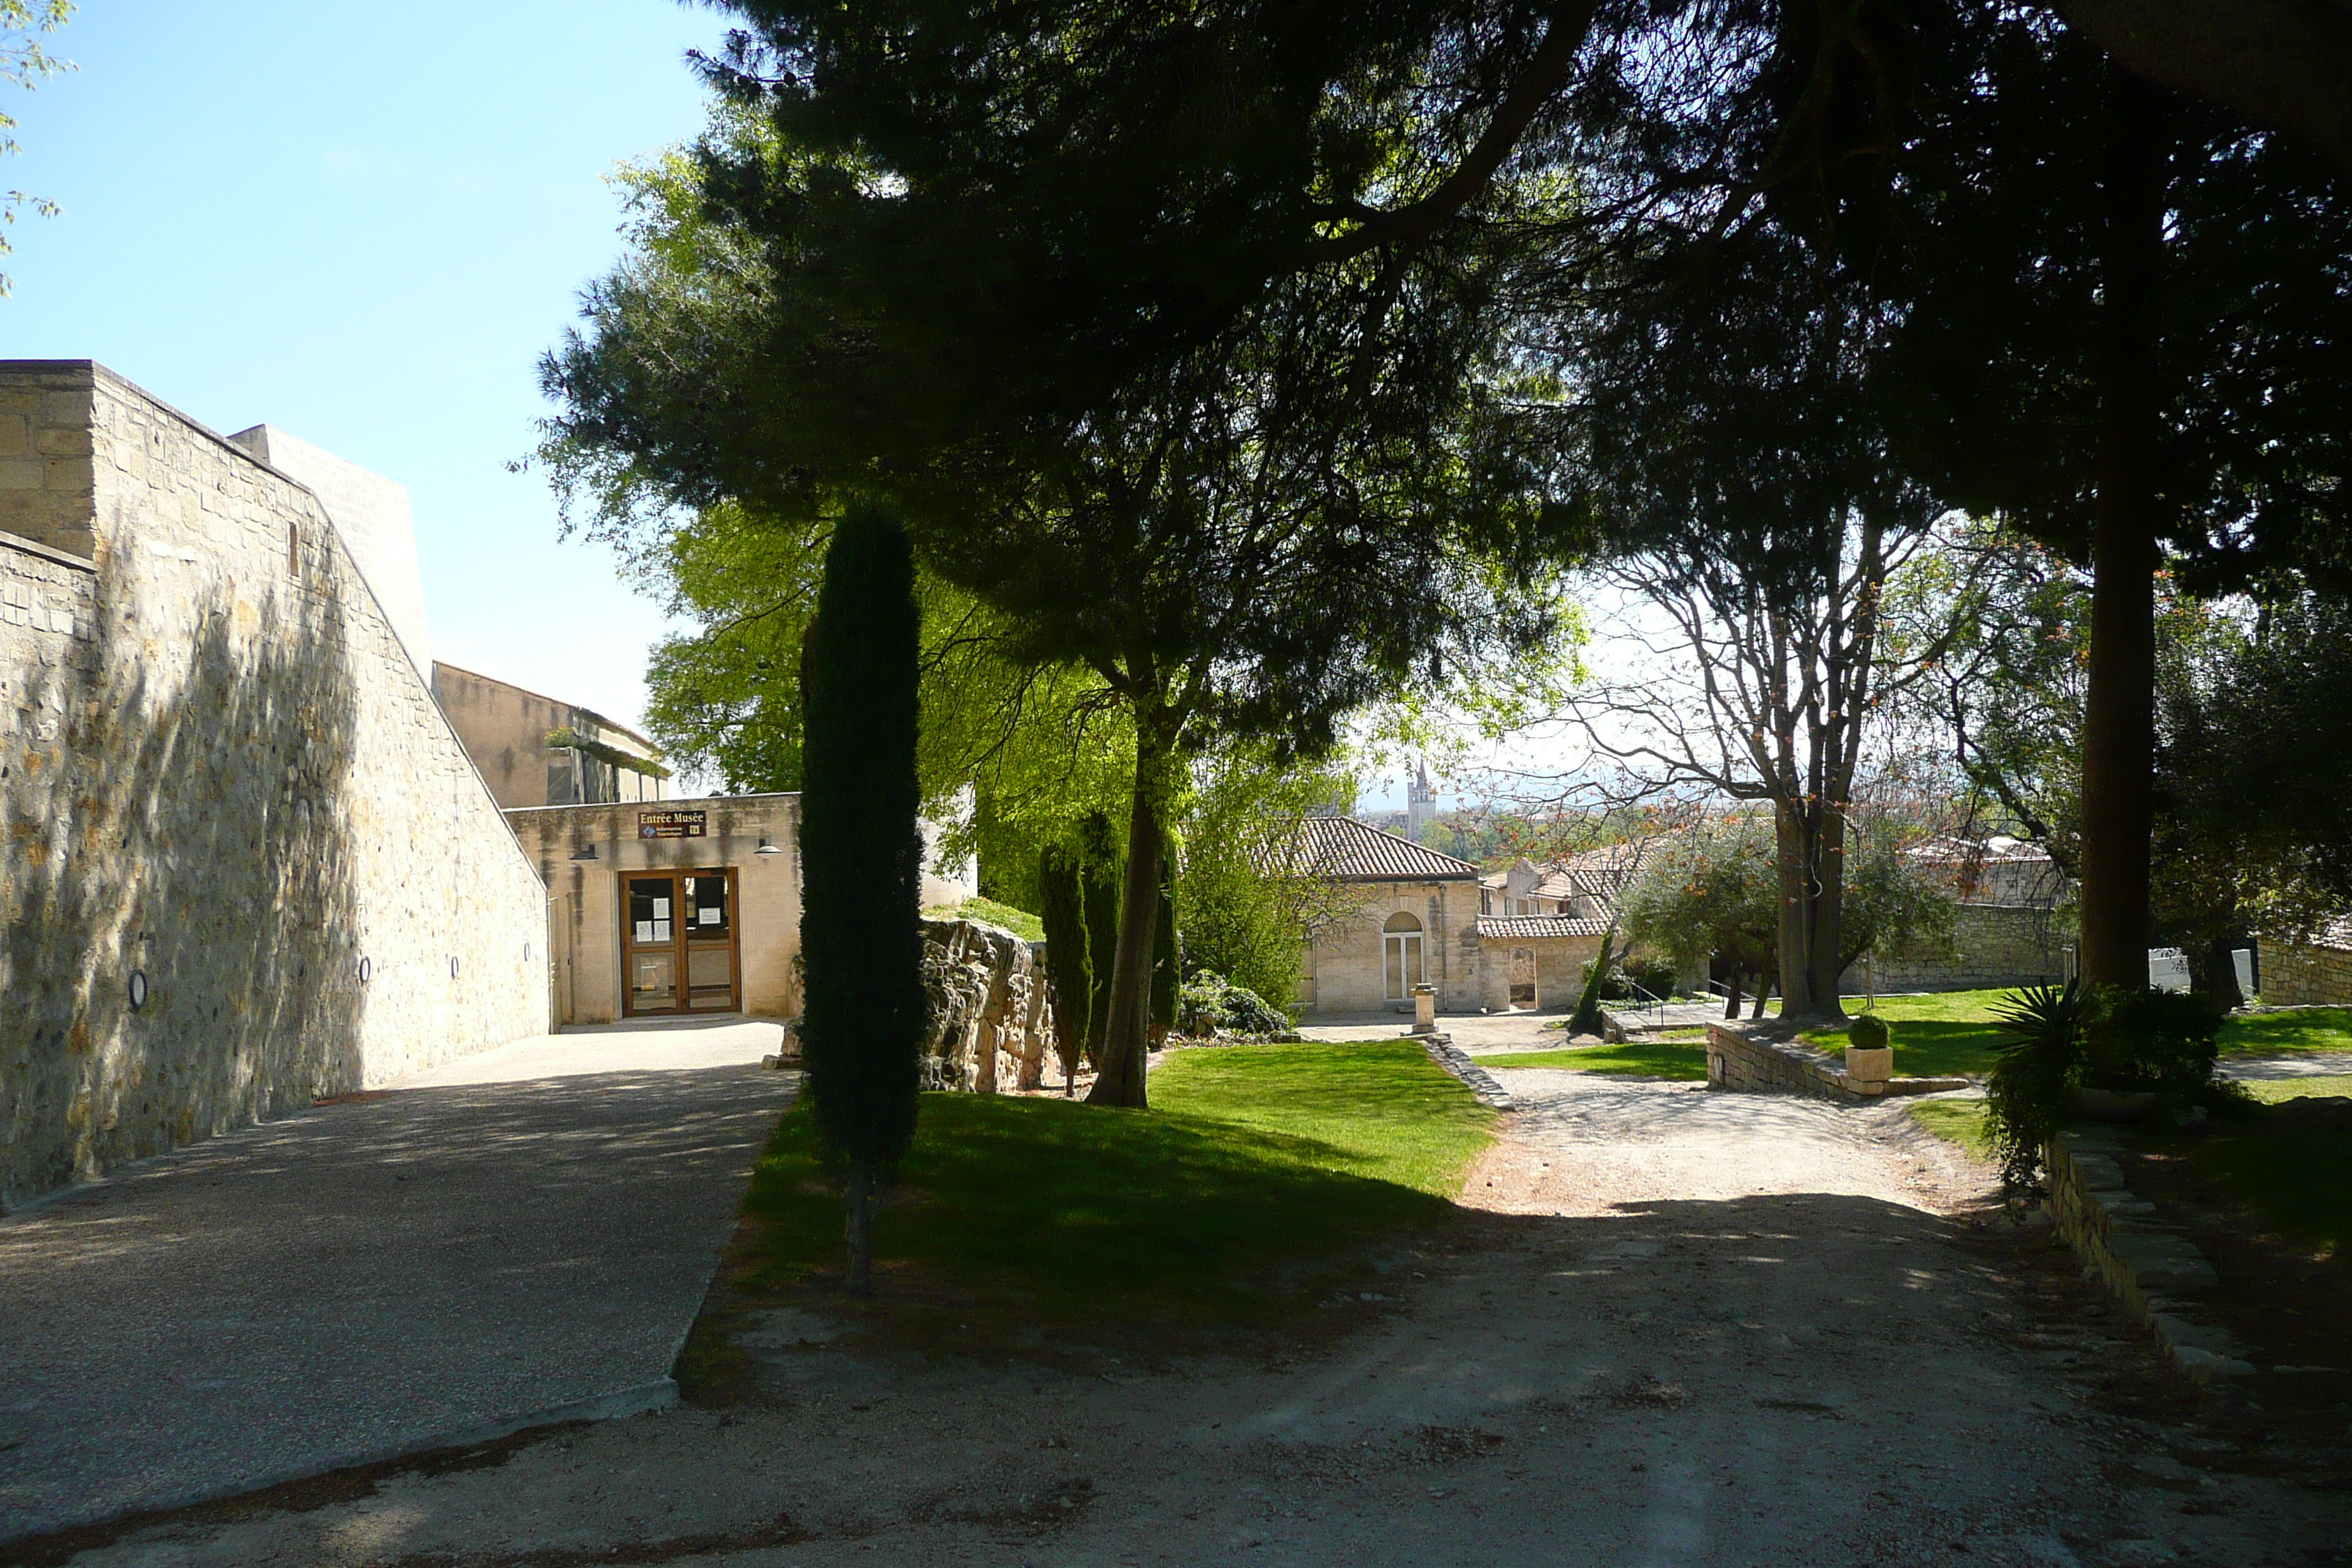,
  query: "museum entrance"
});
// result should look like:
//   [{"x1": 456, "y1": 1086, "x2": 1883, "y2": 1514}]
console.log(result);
[{"x1": 622, "y1": 868, "x2": 741, "y2": 1016}]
